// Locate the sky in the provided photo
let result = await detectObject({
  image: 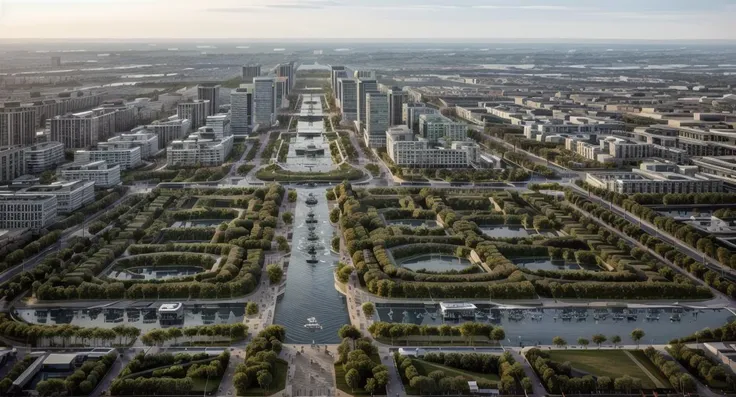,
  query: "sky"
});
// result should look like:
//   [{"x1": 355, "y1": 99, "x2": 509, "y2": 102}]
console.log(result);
[{"x1": 0, "y1": 0, "x2": 734, "y2": 41}]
